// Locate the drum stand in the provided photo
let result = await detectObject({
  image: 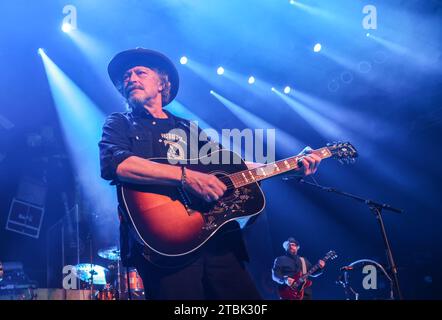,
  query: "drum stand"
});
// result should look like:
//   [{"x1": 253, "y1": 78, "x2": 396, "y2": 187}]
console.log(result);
[
  {"x1": 89, "y1": 269, "x2": 97, "y2": 300},
  {"x1": 87, "y1": 231, "x2": 96, "y2": 300},
  {"x1": 285, "y1": 176, "x2": 404, "y2": 300},
  {"x1": 336, "y1": 270, "x2": 359, "y2": 300},
  {"x1": 116, "y1": 261, "x2": 122, "y2": 300},
  {"x1": 112, "y1": 263, "x2": 132, "y2": 300}
]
